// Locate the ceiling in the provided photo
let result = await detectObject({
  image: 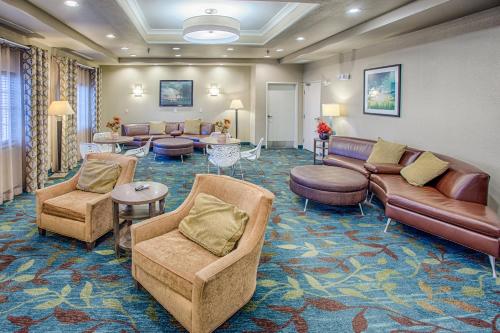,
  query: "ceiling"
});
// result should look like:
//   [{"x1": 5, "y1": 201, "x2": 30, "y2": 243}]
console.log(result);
[{"x1": 0, "y1": 0, "x2": 499, "y2": 64}]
